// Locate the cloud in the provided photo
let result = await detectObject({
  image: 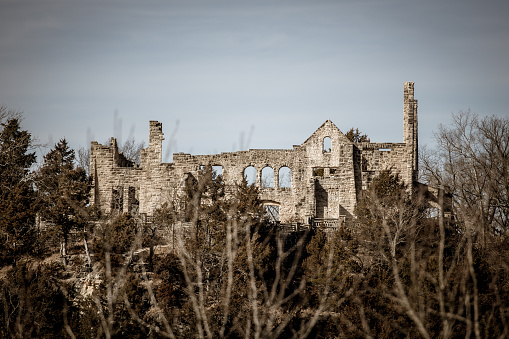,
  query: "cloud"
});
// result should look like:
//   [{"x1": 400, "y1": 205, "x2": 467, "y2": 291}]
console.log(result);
[{"x1": 1, "y1": 0, "x2": 509, "y2": 157}]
